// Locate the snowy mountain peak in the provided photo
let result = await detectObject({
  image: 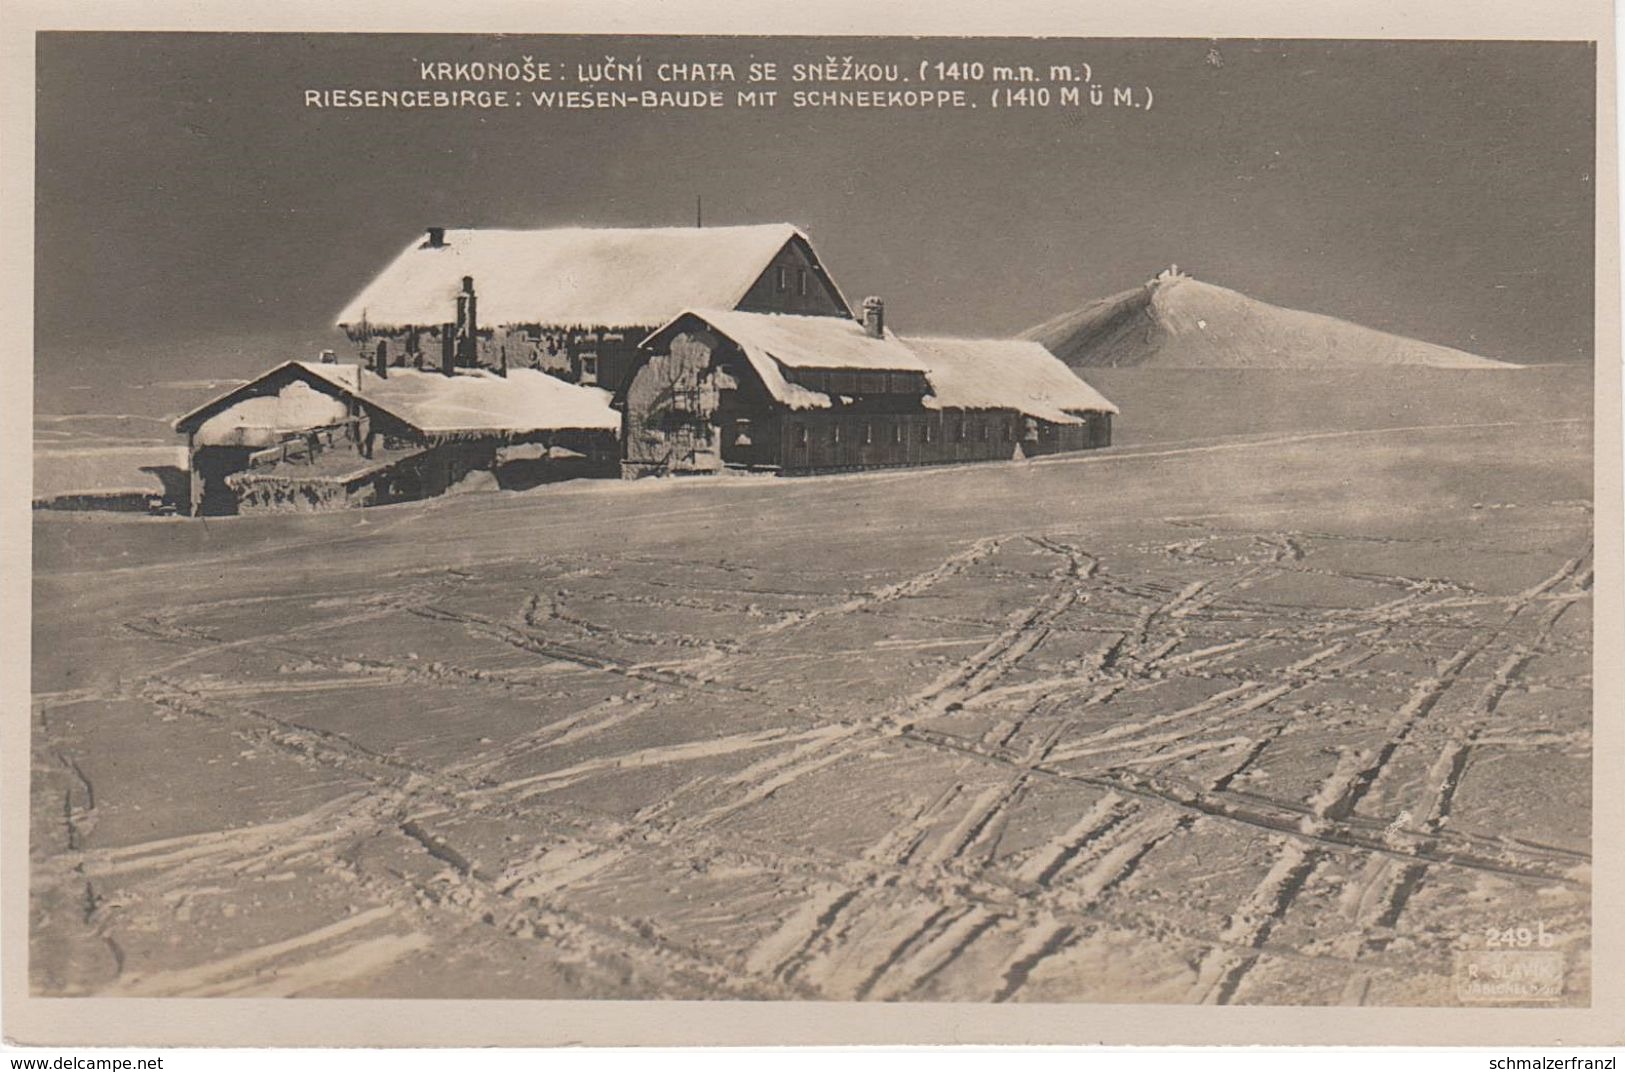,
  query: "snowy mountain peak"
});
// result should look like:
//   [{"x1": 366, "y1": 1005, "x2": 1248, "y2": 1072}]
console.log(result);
[{"x1": 1021, "y1": 272, "x2": 1517, "y2": 370}]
